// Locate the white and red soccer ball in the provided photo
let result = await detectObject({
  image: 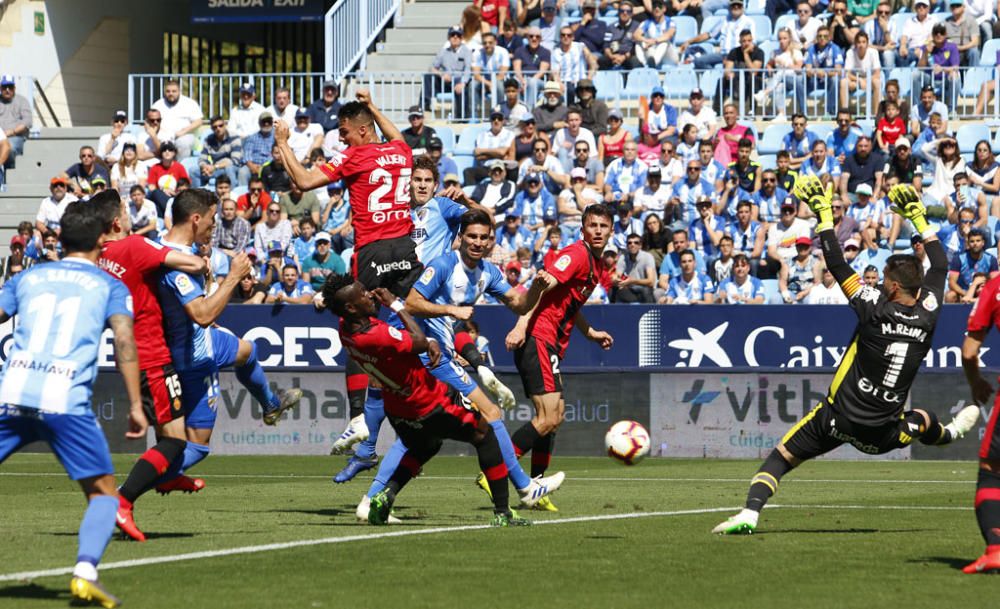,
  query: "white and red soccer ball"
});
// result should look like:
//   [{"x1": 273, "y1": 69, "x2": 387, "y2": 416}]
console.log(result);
[{"x1": 604, "y1": 420, "x2": 650, "y2": 465}]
